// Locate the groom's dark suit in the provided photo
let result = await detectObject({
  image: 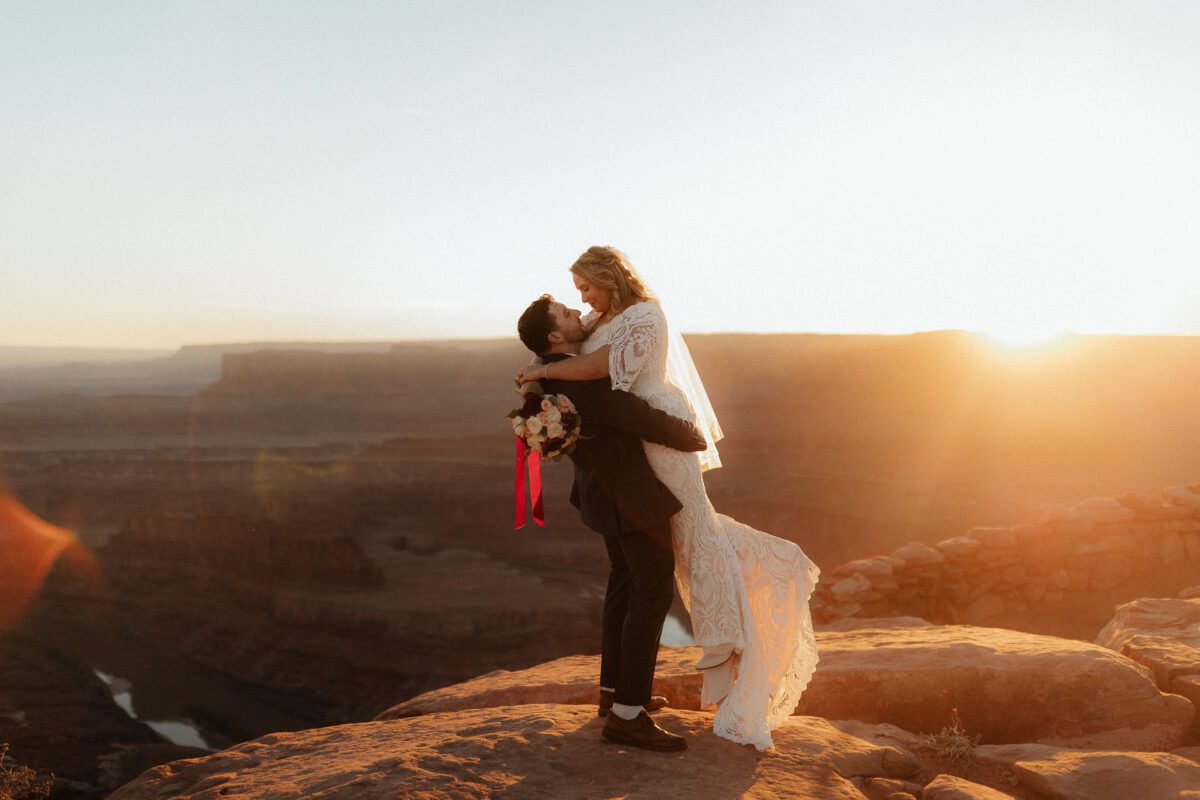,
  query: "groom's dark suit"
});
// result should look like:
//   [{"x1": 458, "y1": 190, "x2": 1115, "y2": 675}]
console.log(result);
[{"x1": 541, "y1": 352, "x2": 706, "y2": 707}]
